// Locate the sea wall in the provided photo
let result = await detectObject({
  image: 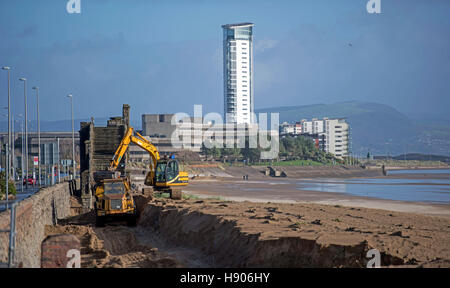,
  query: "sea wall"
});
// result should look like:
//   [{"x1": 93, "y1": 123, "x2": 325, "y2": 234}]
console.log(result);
[{"x1": 0, "y1": 182, "x2": 72, "y2": 267}]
